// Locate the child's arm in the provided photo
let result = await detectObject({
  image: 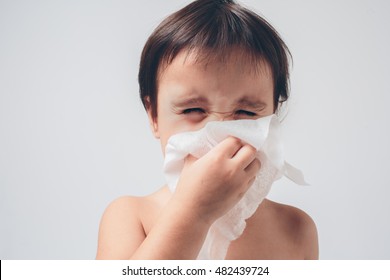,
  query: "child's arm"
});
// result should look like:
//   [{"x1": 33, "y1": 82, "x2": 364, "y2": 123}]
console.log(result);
[
  {"x1": 96, "y1": 137, "x2": 260, "y2": 259},
  {"x1": 301, "y1": 213, "x2": 319, "y2": 259}
]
